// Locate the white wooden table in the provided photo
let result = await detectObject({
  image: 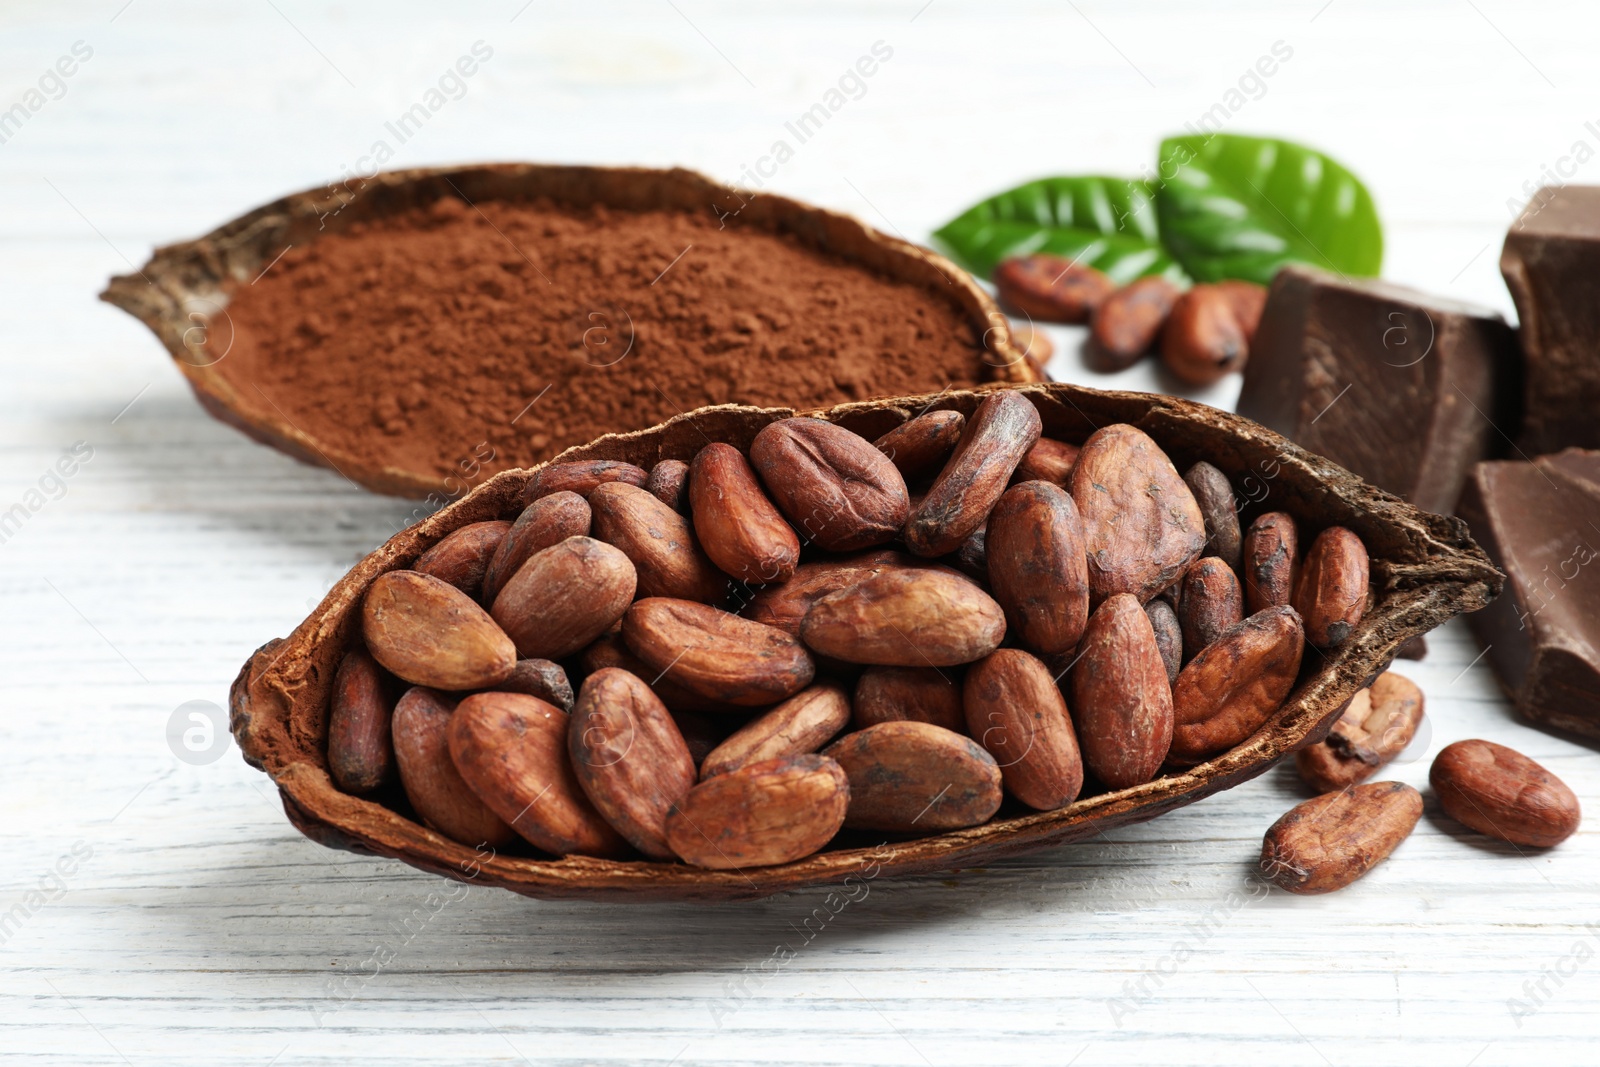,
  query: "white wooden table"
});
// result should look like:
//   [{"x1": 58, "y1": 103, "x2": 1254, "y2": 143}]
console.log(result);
[{"x1": 3, "y1": 2, "x2": 1598, "y2": 1063}]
